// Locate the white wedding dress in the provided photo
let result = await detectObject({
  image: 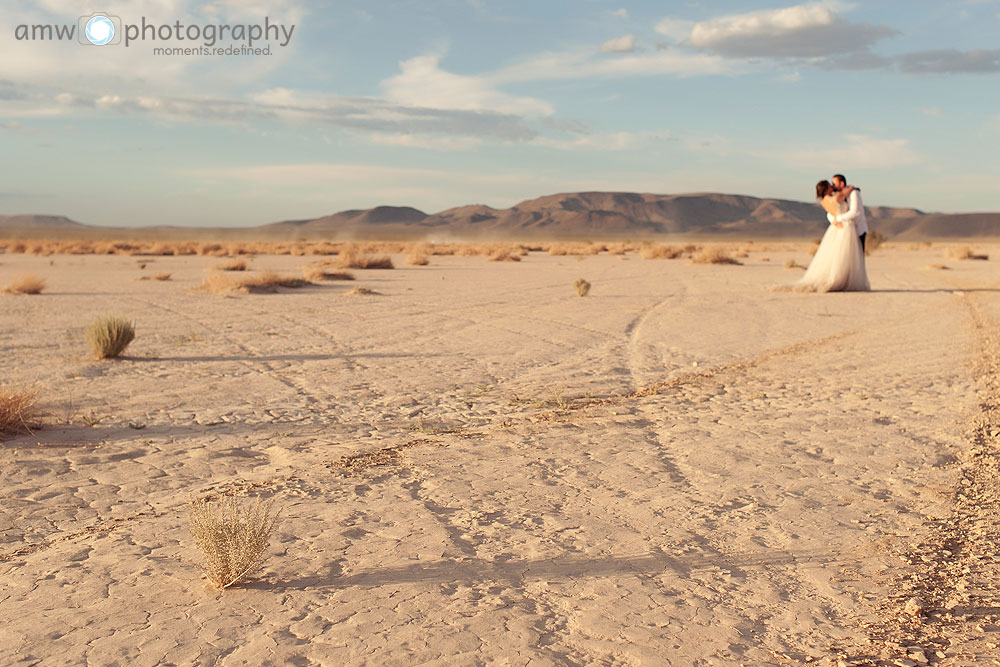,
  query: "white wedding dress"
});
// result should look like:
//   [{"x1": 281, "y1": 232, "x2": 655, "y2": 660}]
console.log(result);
[{"x1": 789, "y1": 198, "x2": 870, "y2": 293}]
